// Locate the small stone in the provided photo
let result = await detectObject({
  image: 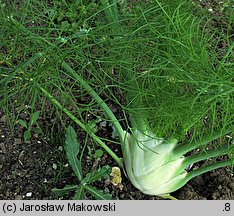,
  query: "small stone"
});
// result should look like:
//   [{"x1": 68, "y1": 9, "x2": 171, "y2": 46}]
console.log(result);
[
  {"x1": 64, "y1": 163, "x2": 69, "y2": 167},
  {"x1": 52, "y1": 163, "x2": 57, "y2": 170},
  {"x1": 18, "y1": 170, "x2": 27, "y2": 177},
  {"x1": 26, "y1": 192, "x2": 32, "y2": 197}
]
